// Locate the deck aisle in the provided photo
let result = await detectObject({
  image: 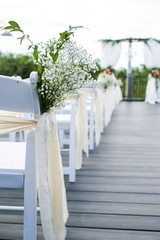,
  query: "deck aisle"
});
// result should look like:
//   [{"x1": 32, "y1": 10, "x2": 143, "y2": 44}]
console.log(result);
[
  {"x1": 0, "y1": 101, "x2": 160, "y2": 239},
  {"x1": 66, "y1": 101, "x2": 160, "y2": 240}
]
